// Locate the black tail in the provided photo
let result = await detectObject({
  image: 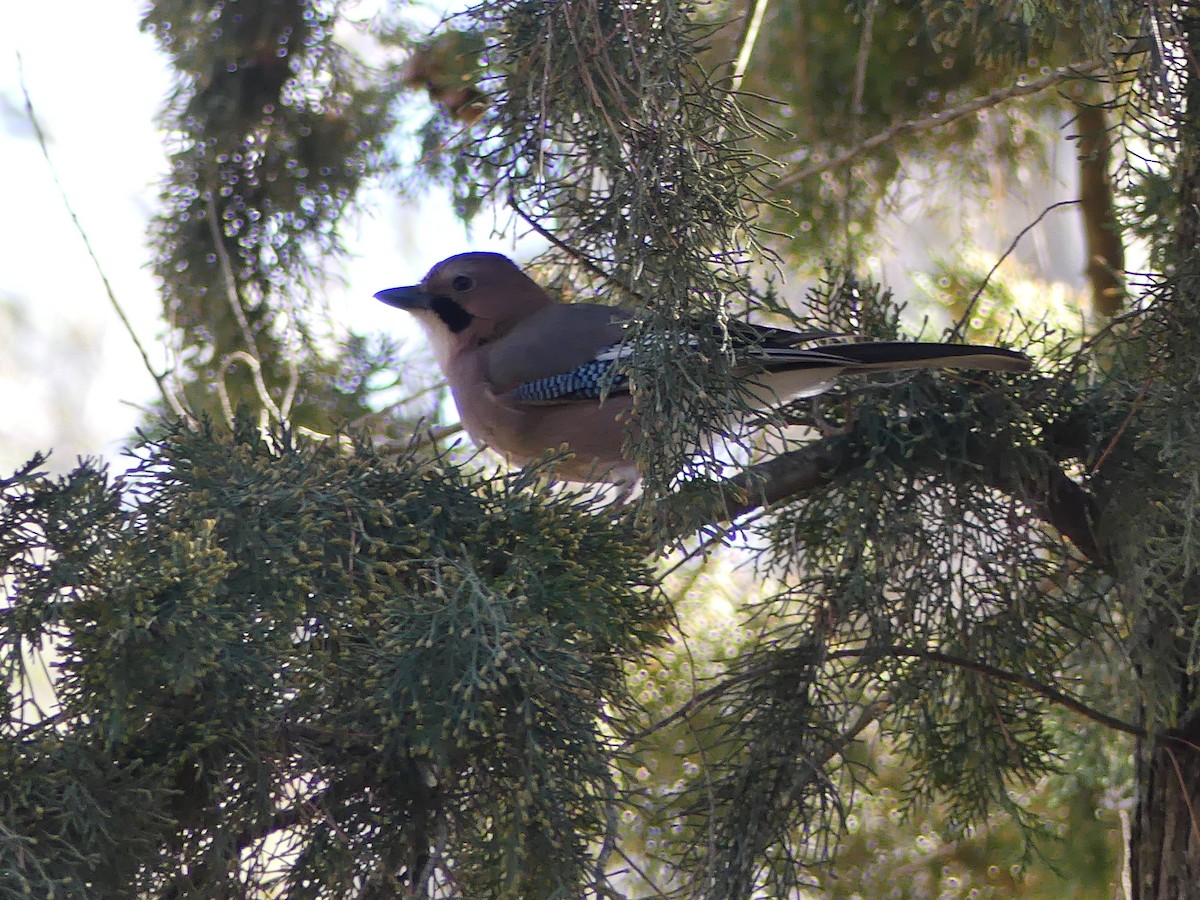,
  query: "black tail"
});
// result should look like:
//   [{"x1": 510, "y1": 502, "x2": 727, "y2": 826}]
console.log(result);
[{"x1": 817, "y1": 341, "x2": 1030, "y2": 374}]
